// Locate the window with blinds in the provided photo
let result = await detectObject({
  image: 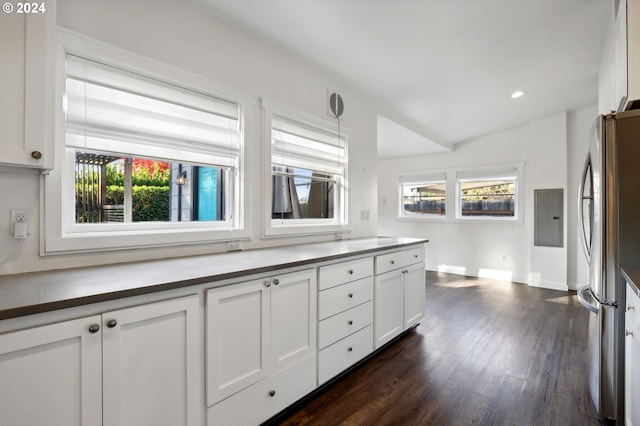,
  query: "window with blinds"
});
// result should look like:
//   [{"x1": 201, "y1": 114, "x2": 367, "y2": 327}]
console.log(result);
[
  {"x1": 399, "y1": 174, "x2": 447, "y2": 218},
  {"x1": 456, "y1": 168, "x2": 519, "y2": 220},
  {"x1": 270, "y1": 115, "x2": 346, "y2": 225},
  {"x1": 64, "y1": 54, "x2": 240, "y2": 226}
]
